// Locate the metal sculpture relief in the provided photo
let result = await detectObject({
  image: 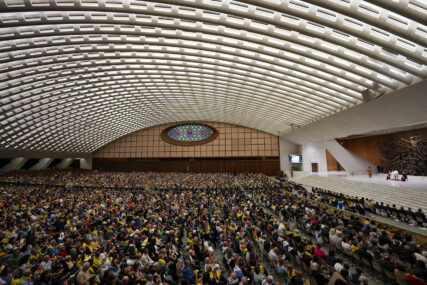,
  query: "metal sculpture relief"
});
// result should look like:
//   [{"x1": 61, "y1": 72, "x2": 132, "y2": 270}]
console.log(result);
[{"x1": 380, "y1": 135, "x2": 427, "y2": 176}]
